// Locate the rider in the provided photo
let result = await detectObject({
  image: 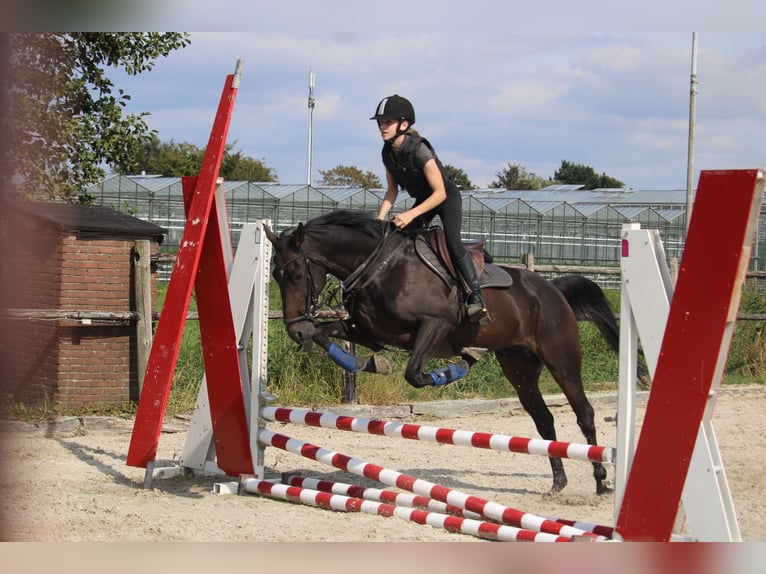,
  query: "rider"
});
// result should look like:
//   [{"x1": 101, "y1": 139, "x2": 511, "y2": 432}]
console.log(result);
[{"x1": 372, "y1": 94, "x2": 488, "y2": 323}]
